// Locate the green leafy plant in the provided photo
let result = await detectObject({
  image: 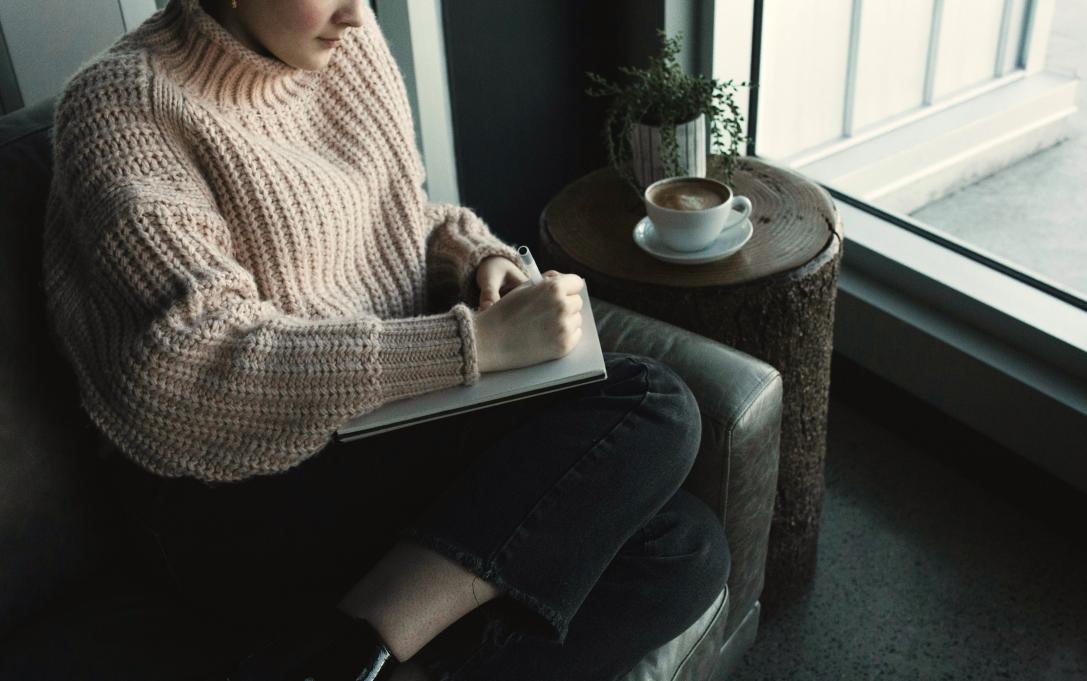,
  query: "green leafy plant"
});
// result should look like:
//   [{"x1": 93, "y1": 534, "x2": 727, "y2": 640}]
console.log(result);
[{"x1": 585, "y1": 29, "x2": 754, "y2": 195}]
